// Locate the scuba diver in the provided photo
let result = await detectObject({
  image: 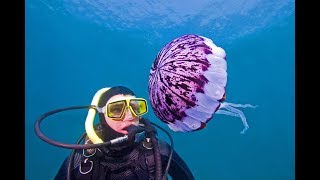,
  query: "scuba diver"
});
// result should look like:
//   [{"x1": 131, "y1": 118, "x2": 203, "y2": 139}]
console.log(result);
[{"x1": 35, "y1": 86, "x2": 194, "y2": 180}]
